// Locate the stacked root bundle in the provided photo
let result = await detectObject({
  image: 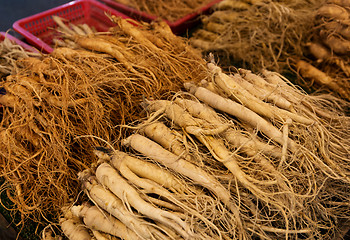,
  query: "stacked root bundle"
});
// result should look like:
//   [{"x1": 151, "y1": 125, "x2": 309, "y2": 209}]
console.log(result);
[
  {"x1": 111, "y1": 0, "x2": 214, "y2": 22},
  {"x1": 51, "y1": 15, "x2": 97, "y2": 49},
  {"x1": 60, "y1": 150, "x2": 232, "y2": 240},
  {"x1": 0, "y1": 17, "x2": 207, "y2": 228},
  {"x1": 190, "y1": 0, "x2": 323, "y2": 72},
  {"x1": 57, "y1": 61, "x2": 350, "y2": 239},
  {"x1": 0, "y1": 36, "x2": 41, "y2": 79},
  {"x1": 296, "y1": 0, "x2": 350, "y2": 100}
]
